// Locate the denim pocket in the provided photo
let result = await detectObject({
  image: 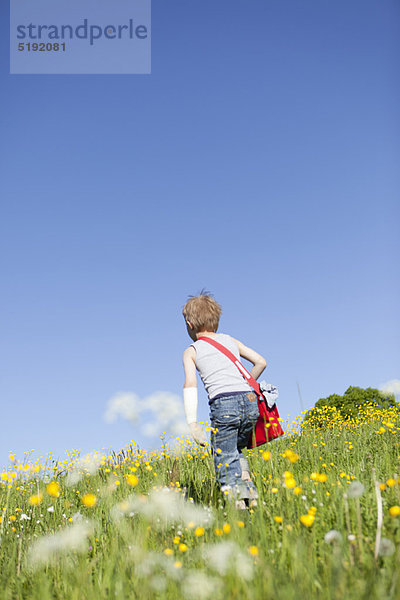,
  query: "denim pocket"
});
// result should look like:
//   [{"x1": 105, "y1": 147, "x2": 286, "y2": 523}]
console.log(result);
[
  {"x1": 210, "y1": 398, "x2": 240, "y2": 426},
  {"x1": 241, "y1": 396, "x2": 259, "y2": 426}
]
